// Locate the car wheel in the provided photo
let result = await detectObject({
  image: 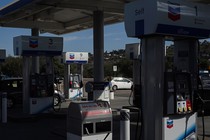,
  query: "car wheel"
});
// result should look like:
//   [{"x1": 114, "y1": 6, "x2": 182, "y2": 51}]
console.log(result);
[
  {"x1": 112, "y1": 85, "x2": 118, "y2": 91},
  {"x1": 7, "y1": 98, "x2": 14, "y2": 108},
  {"x1": 53, "y1": 95, "x2": 61, "y2": 106}
]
